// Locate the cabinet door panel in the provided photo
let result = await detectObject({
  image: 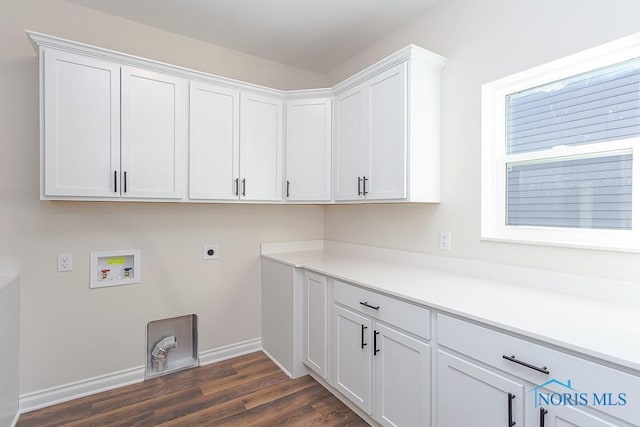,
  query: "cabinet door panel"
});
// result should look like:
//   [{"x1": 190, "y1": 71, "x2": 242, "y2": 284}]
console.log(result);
[
  {"x1": 437, "y1": 350, "x2": 524, "y2": 427},
  {"x1": 333, "y1": 305, "x2": 372, "y2": 414},
  {"x1": 285, "y1": 98, "x2": 332, "y2": 201},
  {"x1": 43, "y1": 49, "x2": 120, "y2": 197},
  {"x1": 189, "y1": 82, "x2": 239, "y2": 200},
  {"x1": 366, "y1": 62, "x2": 407, "y2": 200},
  {"x1": 374, "y1": 323, "x2": 430, "y2": 427},
  {"x1": 334, "y1": 85, "x2": 366, "y2": 200},
  {"x1": 537, "y1": 405, "x2": 620, "y2": 427},
  {"x1": 304, "y1": 272, "x2": 327, "y2": 377},
  {"x1": 121, "y1": 67, "x2": 185, "y2": 199},
  {"x1": 240, "y1": 93, "x2": 283, "y2": 201}
]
